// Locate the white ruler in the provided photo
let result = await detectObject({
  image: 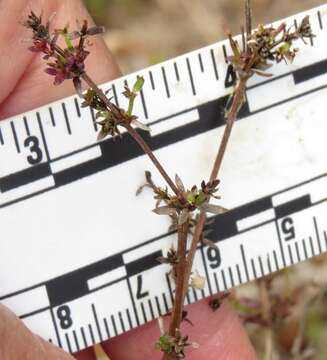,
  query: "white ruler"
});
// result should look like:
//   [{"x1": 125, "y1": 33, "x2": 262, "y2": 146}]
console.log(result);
[{"x1": 0, "y1": 5, "x2": 327, "y2": 353}]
